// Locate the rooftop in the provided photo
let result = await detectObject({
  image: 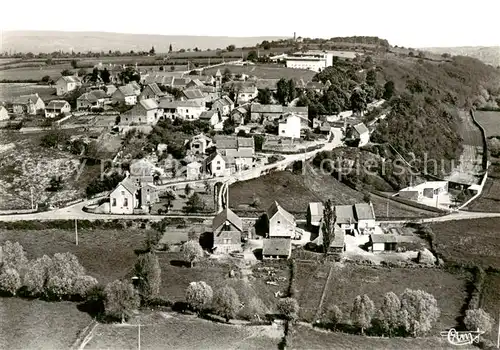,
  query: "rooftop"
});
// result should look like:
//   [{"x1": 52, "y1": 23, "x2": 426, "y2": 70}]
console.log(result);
[
  {"x1": 212, "y1": 208, "x2": 243, "y2": 232},
  {"x1": 267, "y1": 201, "x2": 295, "y2": 224},
  {"x1": 262, "y1": 238, "x2": 292, "y2": 256}
]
